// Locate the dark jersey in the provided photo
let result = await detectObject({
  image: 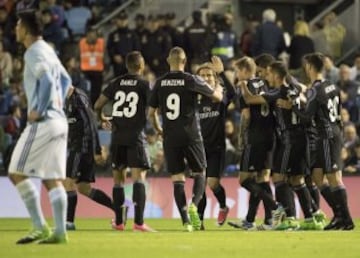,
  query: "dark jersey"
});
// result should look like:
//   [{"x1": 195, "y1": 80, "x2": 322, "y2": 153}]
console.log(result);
[
  {"x1": 65, "y1": 88, "x2": 101, "y2": 154},
  {"x1": 262, "y1": 83, "x2": 302, "y2": 142},
  {"x1": 103, "y1": 74, "x2": 149, "y2": 145},
  {"x1": 198, "y1": 72, "x2": 235, "y2": 150},
  {"x1": 149, "y1": 71, "x2": 214, "y2": 147},
  {"x1": 240, "y1": 78, "x2": 275, "y2": 143}
]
